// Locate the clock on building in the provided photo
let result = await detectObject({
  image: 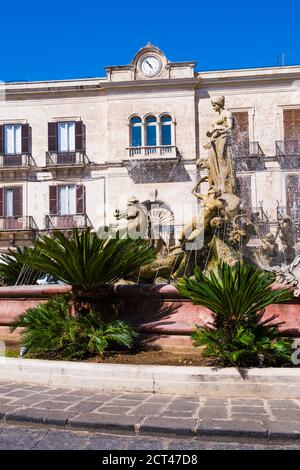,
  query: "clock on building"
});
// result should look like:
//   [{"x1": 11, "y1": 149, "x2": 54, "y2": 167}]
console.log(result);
[{"x1": 140, "y1": 56, "x2": 161, "y2": 77}]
